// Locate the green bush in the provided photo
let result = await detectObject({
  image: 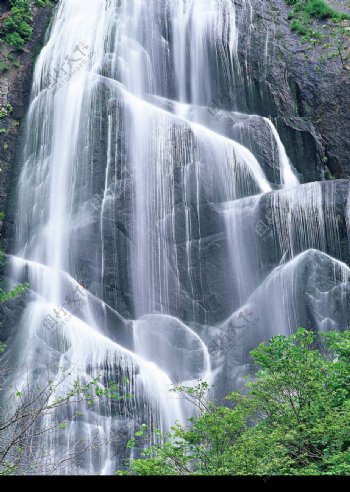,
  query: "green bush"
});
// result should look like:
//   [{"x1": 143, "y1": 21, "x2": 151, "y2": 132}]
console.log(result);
[
  {"x1": 286, "y1": 0, "x2": 350, "y2": 22},
  {"x1": 0, "y1": 0, "x2": 32, "y2": 50},
  {"x1": 0, "y1": 0, "x2": 53, "y2": 51},
  {"x1": 305, "y1": 0, "x2": 350, "y2": 20},
  {"x1": 291, "y1": 18, "x2": 308, "y2": 35},
  {"x1": 124, "y1": 329, "x2": 350, "y2": 476}
]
